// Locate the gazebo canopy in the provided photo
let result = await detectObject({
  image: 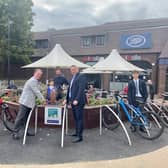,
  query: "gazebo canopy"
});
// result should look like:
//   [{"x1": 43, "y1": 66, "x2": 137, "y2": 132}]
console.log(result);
[
  {"x1": 23, "y1": 44, "x2": 90, "y2": 68},
  {"x1": 82, "y1": 49, "x2": 144, "y2": 73}
]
